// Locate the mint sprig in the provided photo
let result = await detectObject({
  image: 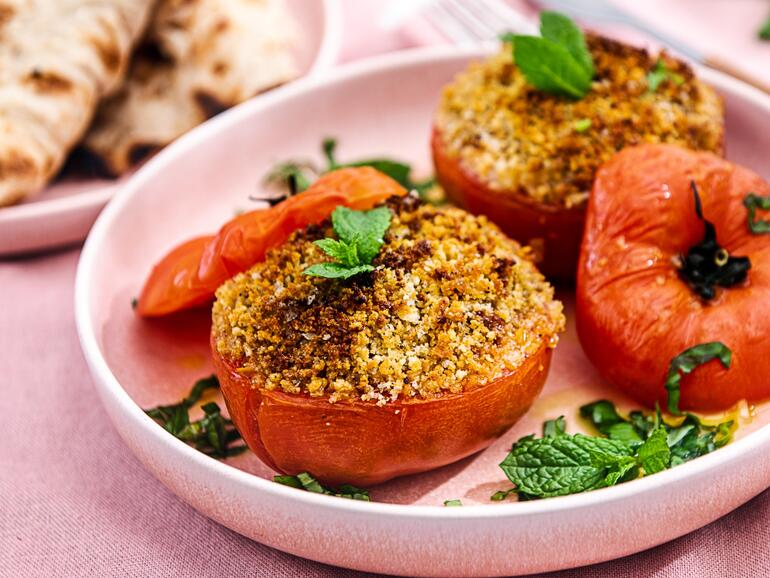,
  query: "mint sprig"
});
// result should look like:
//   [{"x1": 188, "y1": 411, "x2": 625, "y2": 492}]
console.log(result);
[
  {"x1": 274, "y1": 472, "x2": 370, "y2": 501},
  {"x1": 505, "y1": 11, "x2": 595, "y2": 99},
  {"x1": 303, "y1": 205, "x2": 391, "y2": 280}
]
